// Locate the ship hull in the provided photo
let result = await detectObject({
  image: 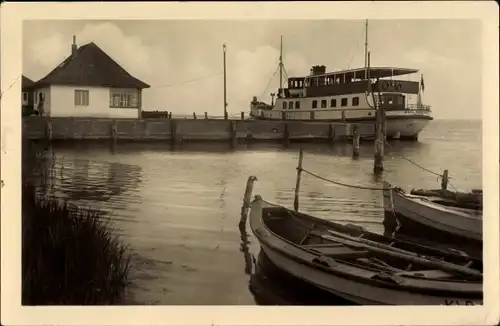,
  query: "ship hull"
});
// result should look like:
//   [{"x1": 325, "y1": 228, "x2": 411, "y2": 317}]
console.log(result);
[{"x1": 250, "y1": 114, "x2": 432, "y2": 140}]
